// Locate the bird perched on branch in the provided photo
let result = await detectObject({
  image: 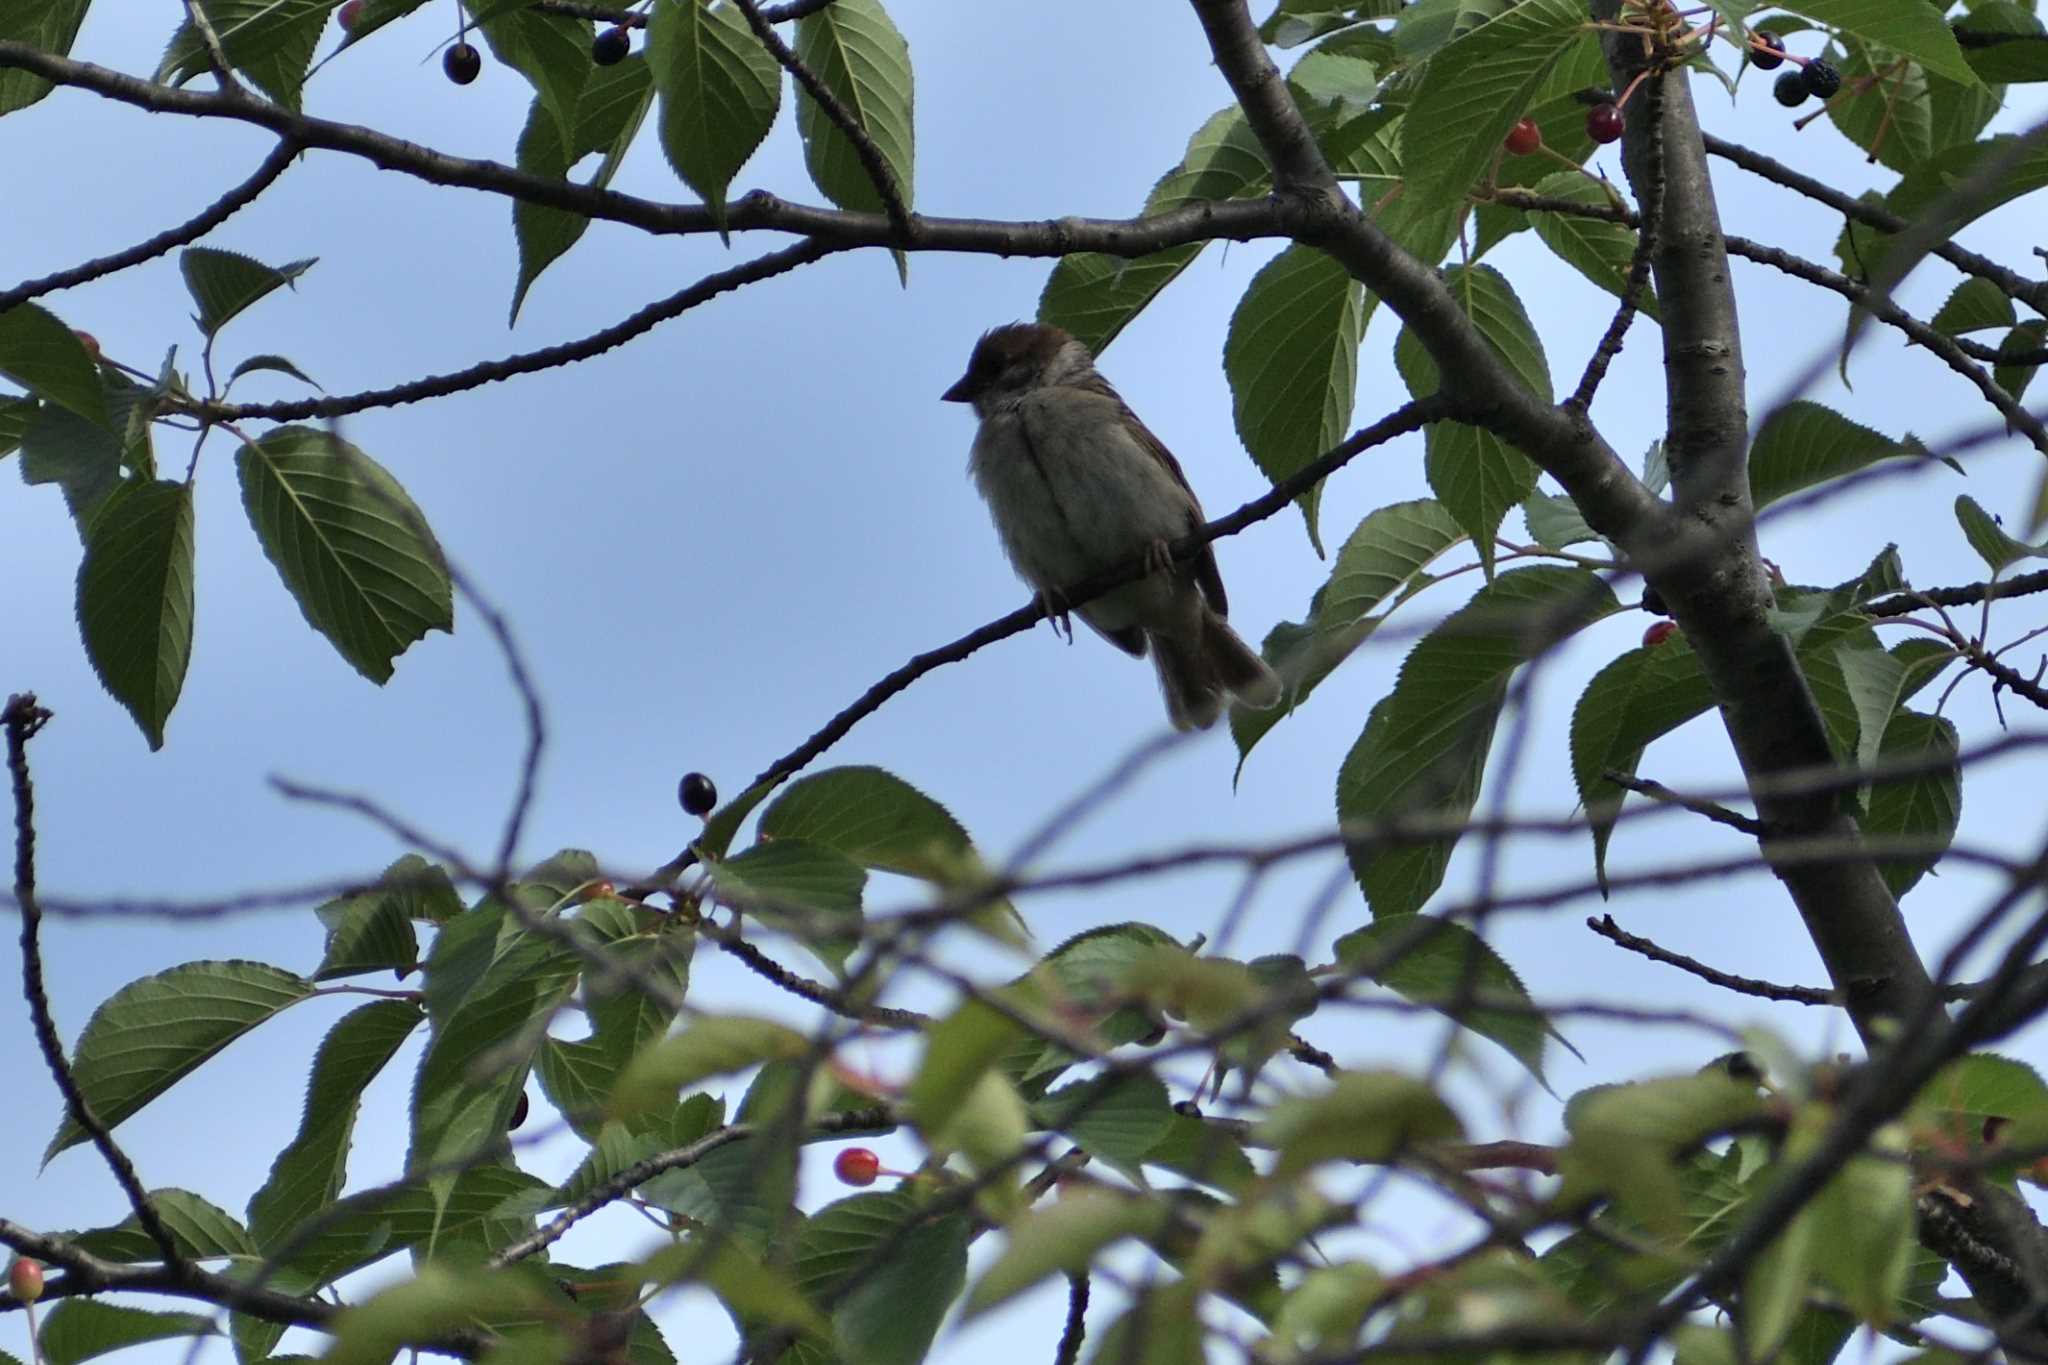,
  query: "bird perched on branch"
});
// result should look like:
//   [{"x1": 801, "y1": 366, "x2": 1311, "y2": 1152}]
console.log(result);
[{"x1": 942, "y1": 322, "x2": 1281, "y2": 731}]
